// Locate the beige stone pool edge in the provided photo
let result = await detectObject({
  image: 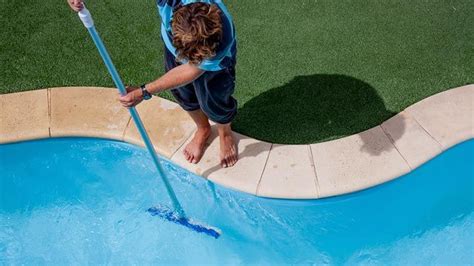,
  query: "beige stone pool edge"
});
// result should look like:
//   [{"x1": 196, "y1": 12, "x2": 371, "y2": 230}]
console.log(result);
[{"x1": 1, "y1": 85, "x2": 472, "y2": 199}]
